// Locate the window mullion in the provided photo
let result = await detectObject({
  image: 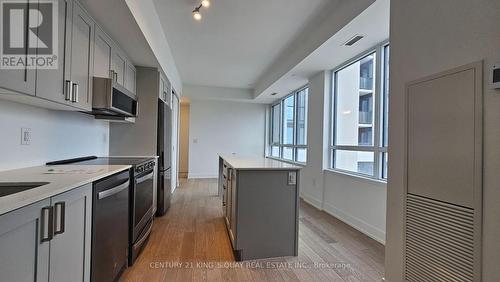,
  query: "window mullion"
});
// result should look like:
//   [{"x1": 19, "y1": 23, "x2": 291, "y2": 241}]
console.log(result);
[
  {"x1": 292, "y1": 92, "x2": 299, "y2": 161},
  {"x1": 280, "y1": 101, "x2": 284, "y2": 159},
  {"x1": 330, "y1": 70, "x2": 337, "y2": 168},
  {"x1": 373, "y1": 45, "x2": 383, "y2": 178}
]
